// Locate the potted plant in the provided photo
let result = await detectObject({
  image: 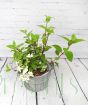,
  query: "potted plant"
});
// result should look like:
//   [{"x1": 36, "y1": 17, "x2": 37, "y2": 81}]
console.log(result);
[{"x1": 6, "y1": 16, "x2": 84, "y2": 92}]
